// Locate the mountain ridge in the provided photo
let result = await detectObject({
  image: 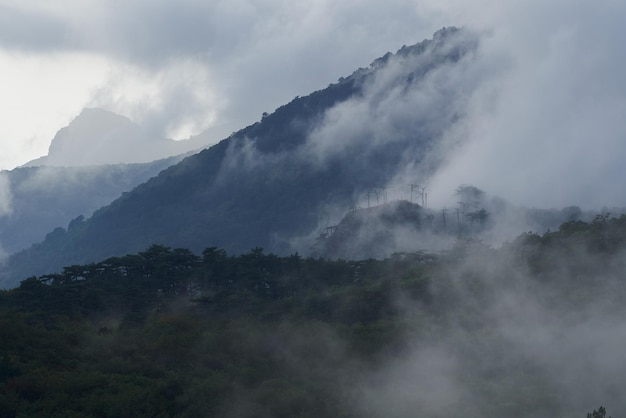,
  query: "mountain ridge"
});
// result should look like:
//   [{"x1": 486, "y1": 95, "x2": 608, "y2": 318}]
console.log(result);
[
  {"x1": 0, "y1": 156, "x2": 184, "y2": 257},
  {"x1": 1, "y1": 27, "x2": 482, "y2": 287},
  {"x1": 23, "y1": 107, "x2": 210, "y2": 167}
]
